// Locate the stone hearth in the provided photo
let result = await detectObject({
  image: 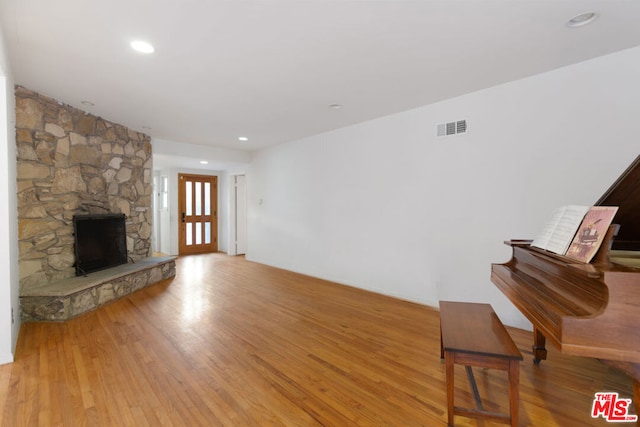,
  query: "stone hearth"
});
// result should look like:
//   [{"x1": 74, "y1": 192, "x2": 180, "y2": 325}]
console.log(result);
[{"x1": 21, "y1": 256, "x2": 176, "y2": 322}]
